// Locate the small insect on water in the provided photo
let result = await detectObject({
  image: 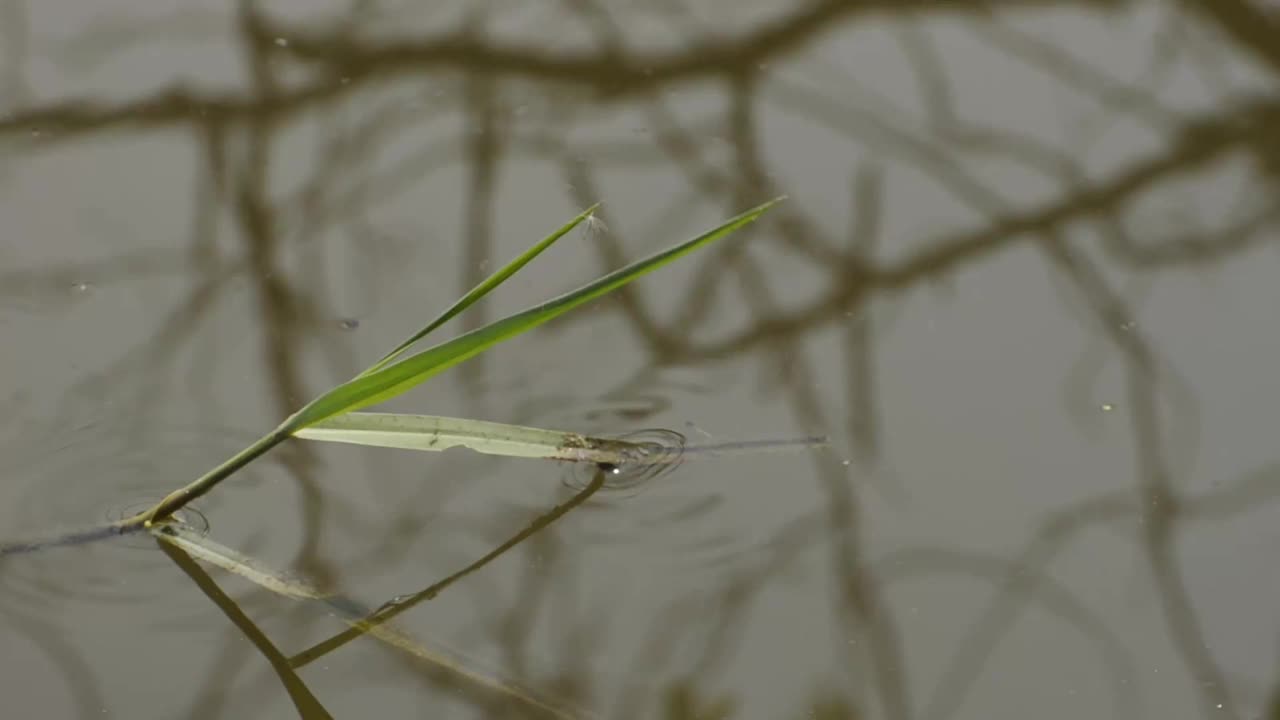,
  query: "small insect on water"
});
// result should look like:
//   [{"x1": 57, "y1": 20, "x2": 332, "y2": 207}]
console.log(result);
[{"x1": 582, "y1": 213, "x2": 609, "y2": 240}]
